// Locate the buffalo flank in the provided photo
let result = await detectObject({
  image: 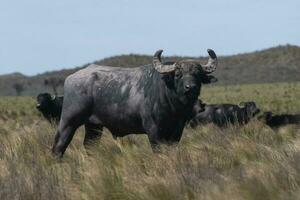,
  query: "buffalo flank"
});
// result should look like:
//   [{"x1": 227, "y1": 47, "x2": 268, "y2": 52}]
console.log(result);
[{"x1": 188, "y1": 100, "x2": 260, "y2": 128}]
